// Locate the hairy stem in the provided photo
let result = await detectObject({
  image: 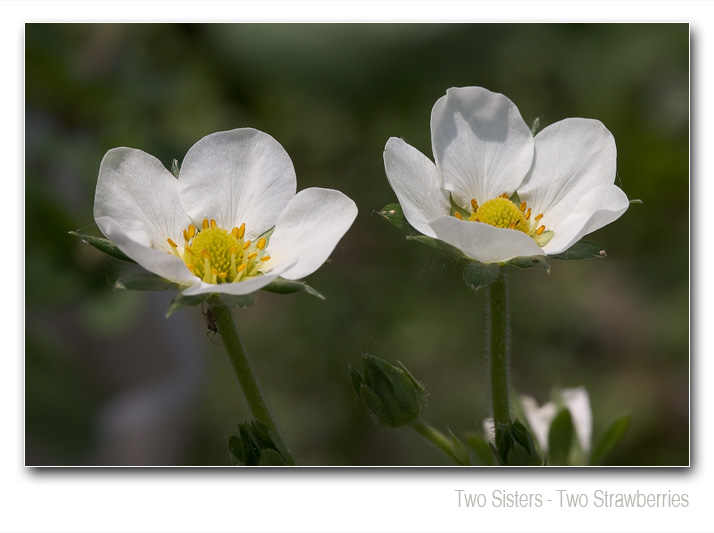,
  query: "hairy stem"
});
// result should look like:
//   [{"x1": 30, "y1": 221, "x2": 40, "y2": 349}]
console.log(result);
[
  {"x1": 488, "y1": 267, "x2": 511, "y2": 428},
  {"x1": 411, "y1": 419, "x2": 468, "y2": 465}
]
